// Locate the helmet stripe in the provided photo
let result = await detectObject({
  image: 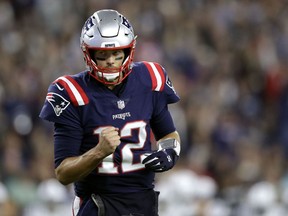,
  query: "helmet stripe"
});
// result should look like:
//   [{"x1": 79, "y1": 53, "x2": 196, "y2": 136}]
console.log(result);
[{"x1": 54, "y1": 76, "x2": 89, "y2": 106}]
